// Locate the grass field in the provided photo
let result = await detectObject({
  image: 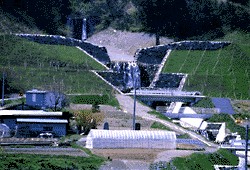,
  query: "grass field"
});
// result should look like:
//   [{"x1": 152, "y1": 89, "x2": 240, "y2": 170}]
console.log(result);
[
  {"x1": 0, "y1": 152, "x2": 107, "y2": 169},
  {"x1": 162, "y1": 41, "x2": 250, "y2": 100},
  {"x1": 171, "y1": 148, "x2": 239, "y2": 170}
]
